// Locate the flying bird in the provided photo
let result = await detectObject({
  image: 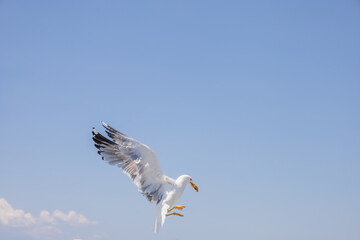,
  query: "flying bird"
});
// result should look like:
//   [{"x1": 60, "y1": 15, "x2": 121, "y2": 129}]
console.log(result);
[{"x1": 92, "y1": 122, "x2": 198, "y2": 233}]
